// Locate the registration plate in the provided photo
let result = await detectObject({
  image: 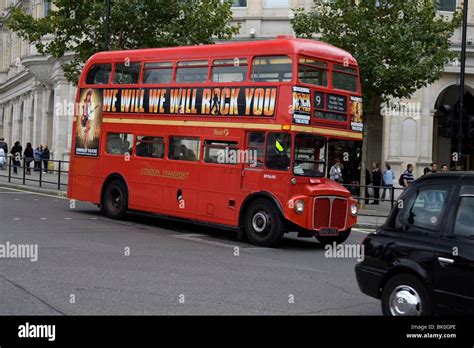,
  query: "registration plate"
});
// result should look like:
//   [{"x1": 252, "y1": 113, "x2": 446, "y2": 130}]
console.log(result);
[{"x1": 319, "y1": 228, "x2": 339, "y2": 236}]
